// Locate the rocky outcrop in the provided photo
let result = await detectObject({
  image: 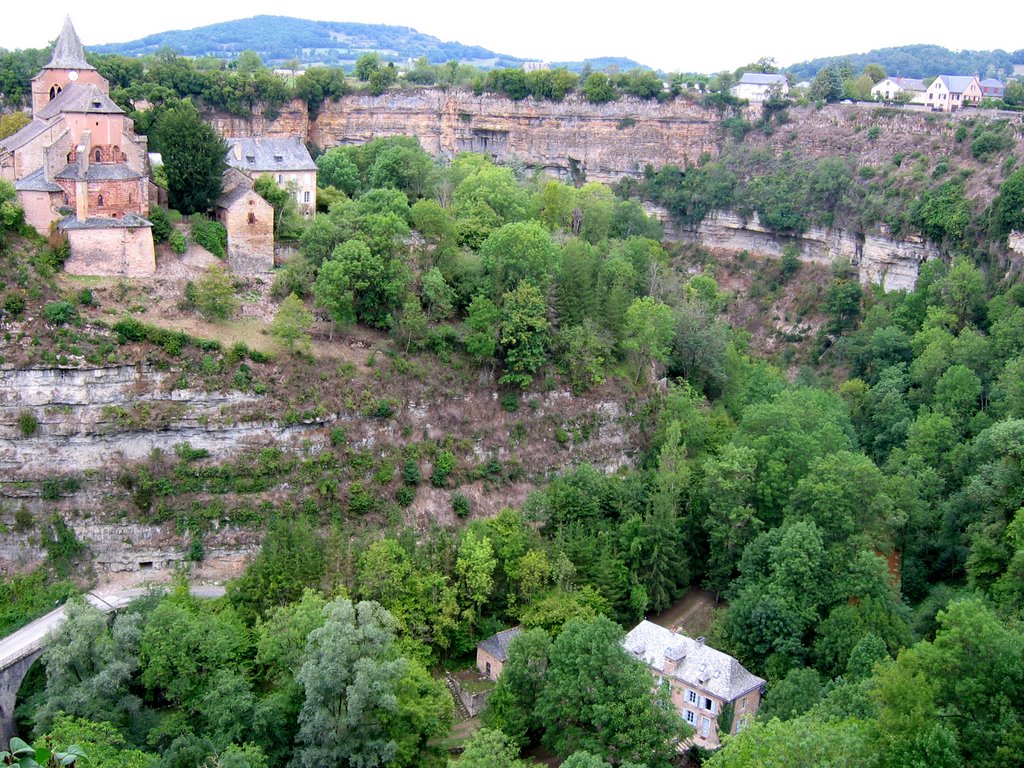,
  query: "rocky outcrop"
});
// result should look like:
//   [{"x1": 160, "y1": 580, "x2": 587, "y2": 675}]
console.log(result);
[
  {"x1": 209, "y1": 92, "x2": 725, "y2": 183},
  {"x1": 652, "y1": 207, "x2": 939, "y2": 291}
]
